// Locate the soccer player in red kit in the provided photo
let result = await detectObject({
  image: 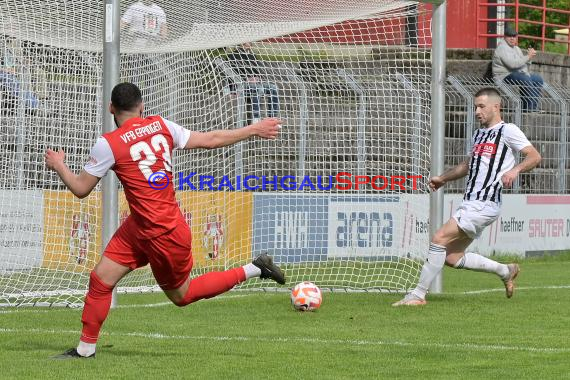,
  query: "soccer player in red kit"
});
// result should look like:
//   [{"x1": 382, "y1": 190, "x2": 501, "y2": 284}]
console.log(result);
[{"x1": 46, "y1": 82, "x2": 285, "y2": 359}]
